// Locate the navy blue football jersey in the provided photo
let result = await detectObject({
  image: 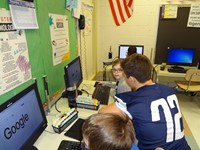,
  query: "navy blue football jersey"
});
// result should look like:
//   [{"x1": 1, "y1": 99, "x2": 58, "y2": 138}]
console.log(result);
[{"x1": 115, "y1": 83, "x2": 190, "y2": 150}]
